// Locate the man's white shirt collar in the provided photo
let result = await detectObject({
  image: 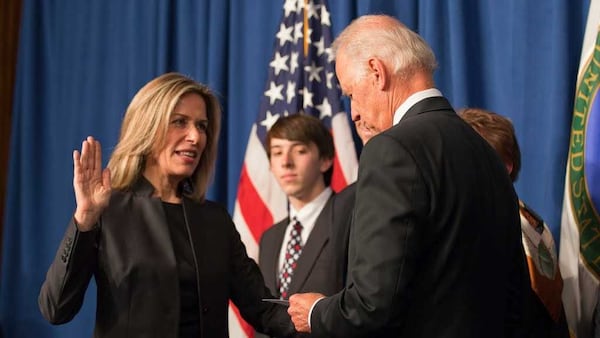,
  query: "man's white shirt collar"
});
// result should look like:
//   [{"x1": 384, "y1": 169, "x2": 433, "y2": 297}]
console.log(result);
[
  {"x1": 393, "y1": 88, "x2": 443, "y2": 125},
  {"x1": 288, "y1": 187, "x2": 333, "y2": 233}
]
